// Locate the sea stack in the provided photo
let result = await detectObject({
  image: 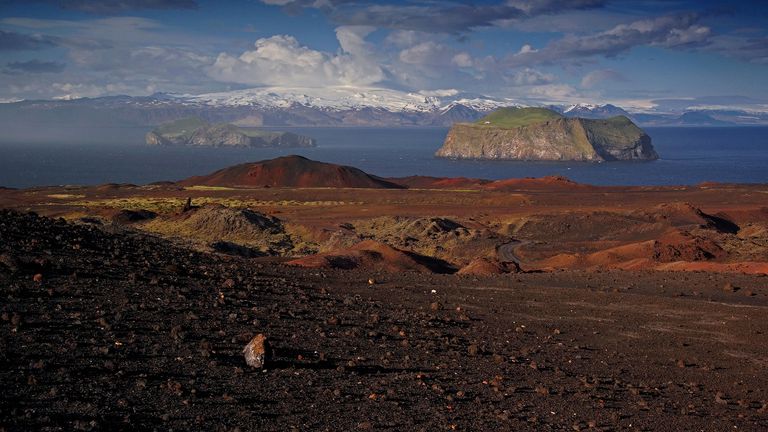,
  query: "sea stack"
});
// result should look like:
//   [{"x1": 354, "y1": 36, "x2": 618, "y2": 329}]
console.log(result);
[{"x1": 435, "y1": 107, "x2": 658, "y2": 162}]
